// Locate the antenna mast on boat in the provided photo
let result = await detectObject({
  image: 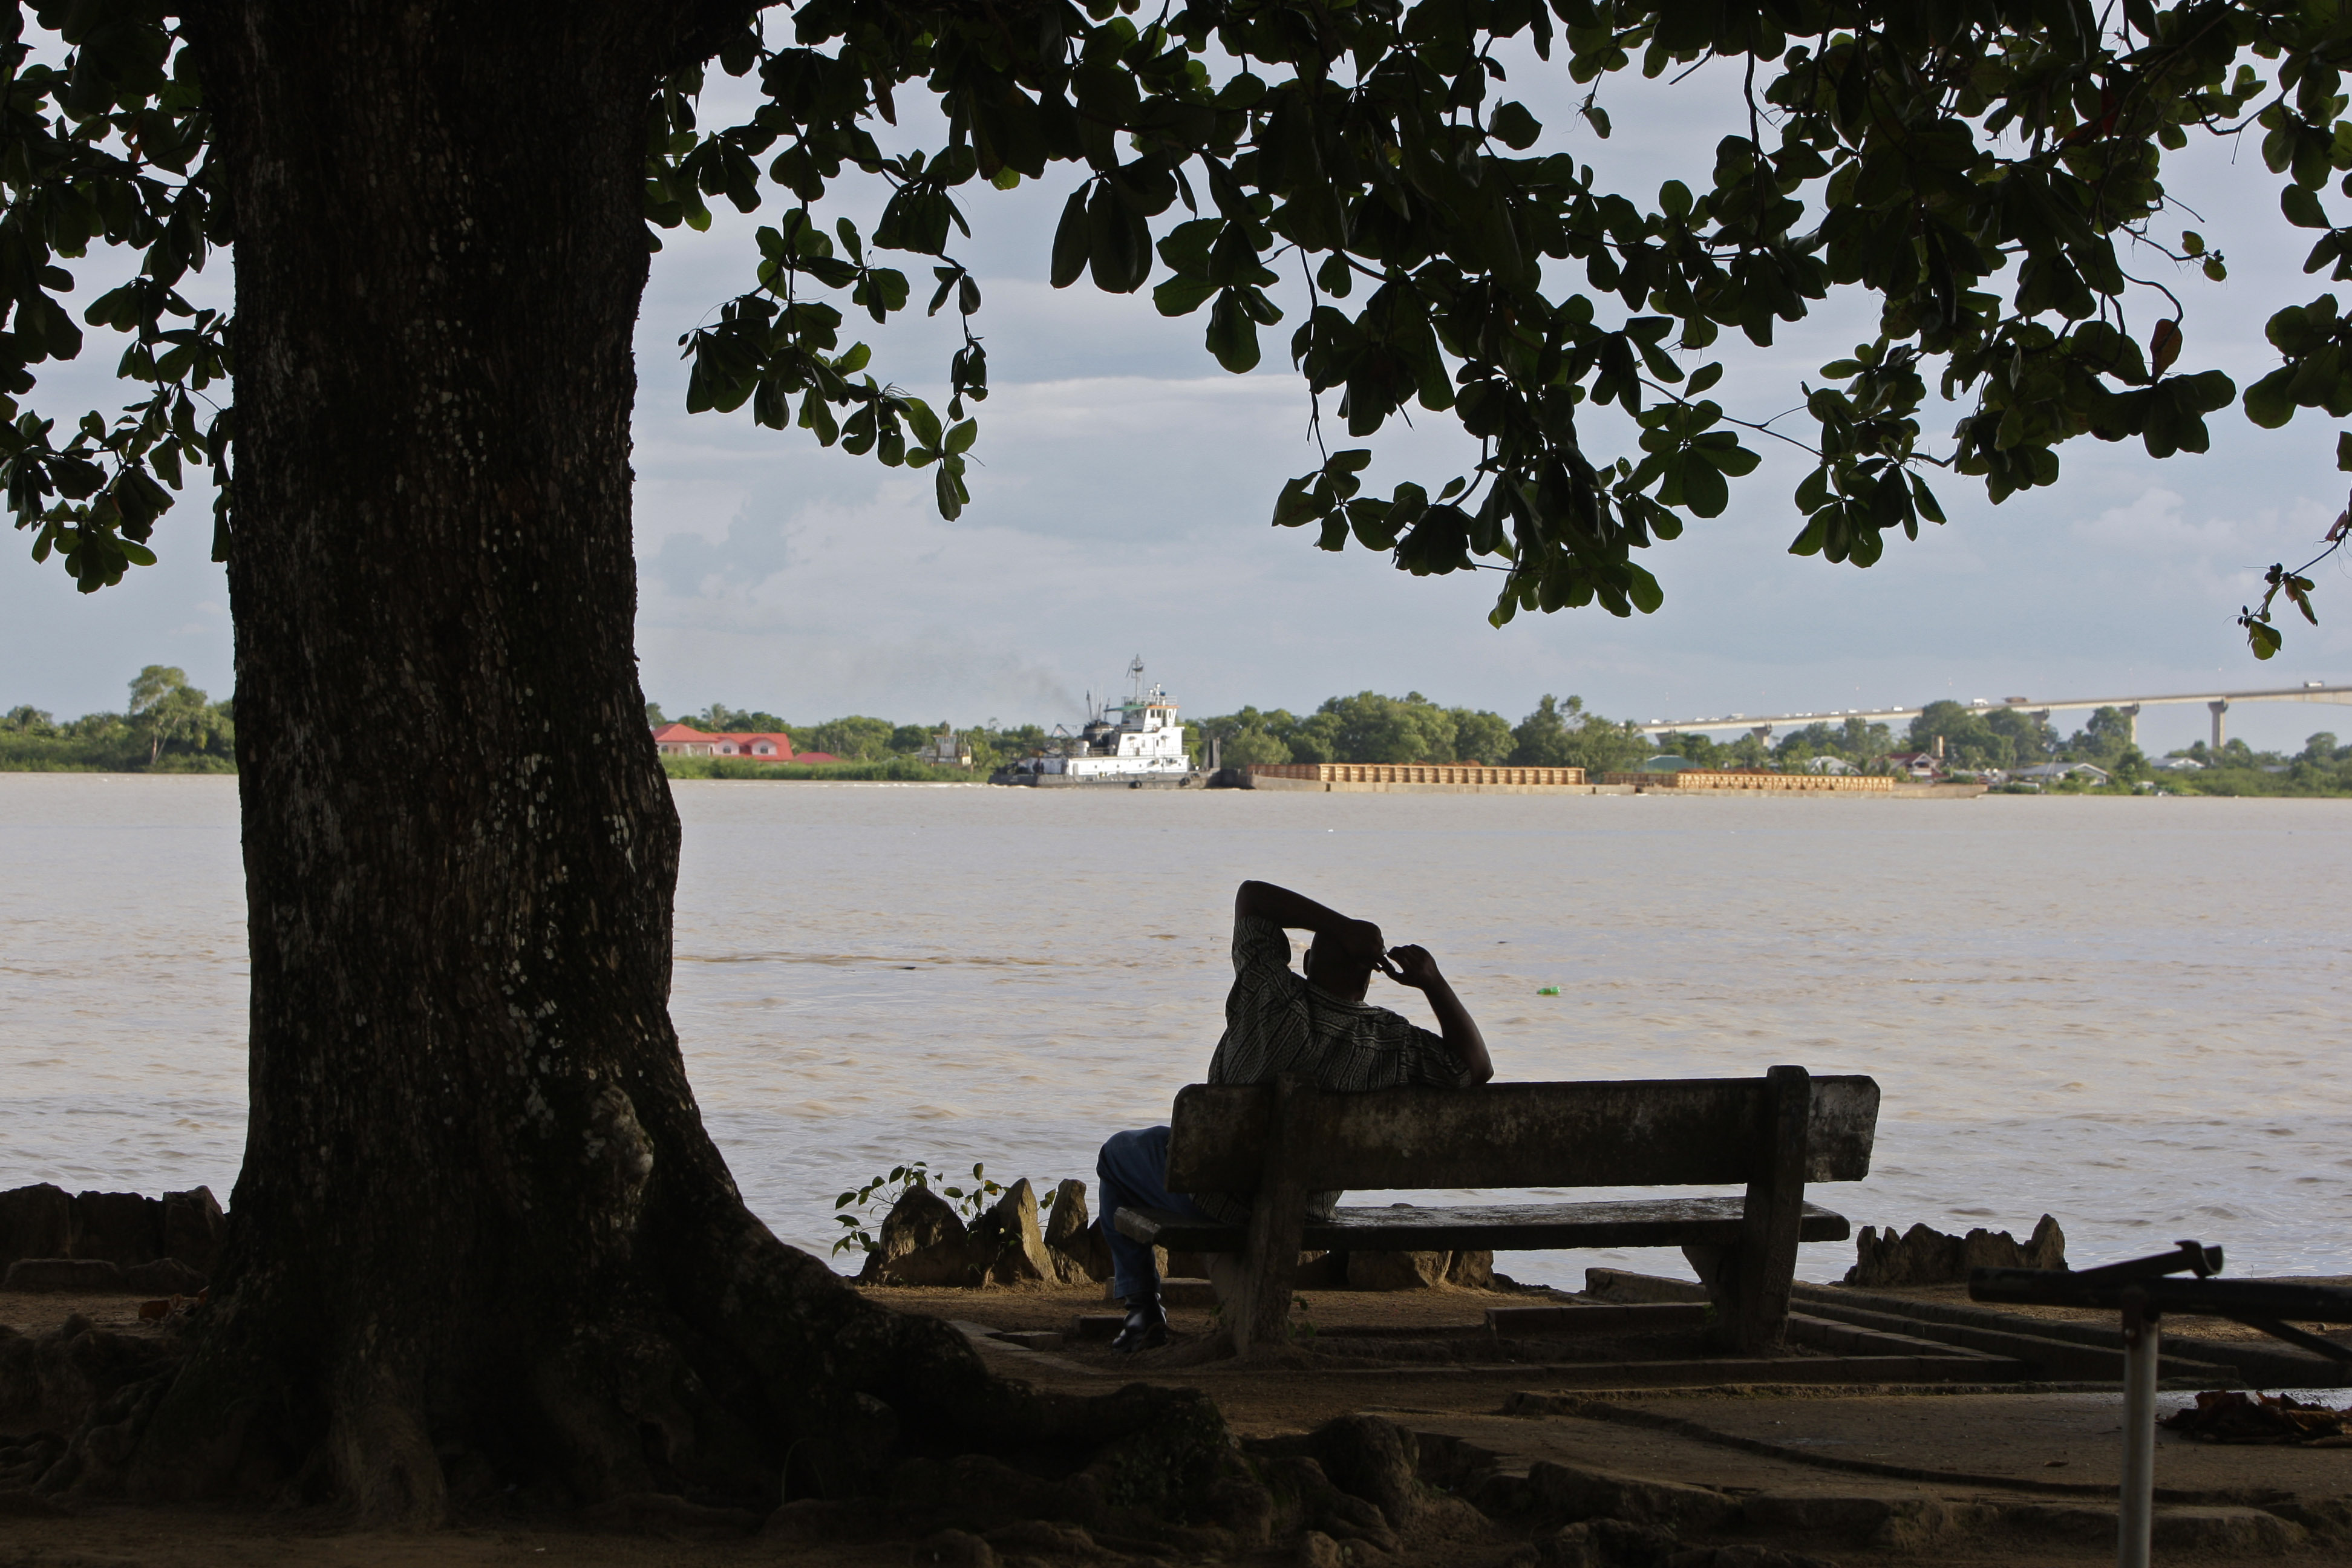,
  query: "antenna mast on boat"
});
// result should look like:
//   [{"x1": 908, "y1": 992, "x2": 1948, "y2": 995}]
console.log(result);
[{"x1": 1128, "y1": 655, "x2": 1146, "y2": 707}]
